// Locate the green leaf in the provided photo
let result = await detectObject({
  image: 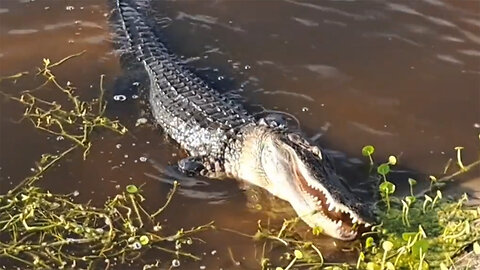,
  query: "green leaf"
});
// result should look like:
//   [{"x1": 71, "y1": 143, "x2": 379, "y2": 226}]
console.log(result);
[
  {"x1": 474, "y1": 241, "x2": 480, "y2": 255},
  {"x1": 385, "y1": 262, "x2": 395, "y2": 270},
  {"x1": 412, "y1": 239, "x2": 429, "y2": 257},
  {"x1": 126, "y1": 184, "x2": 138, "y2": 194},
  {"x1": 377, "y1": 163, "x2": 390, "y2": 175},
  {"x1": 382, "y1": 241, "x2": 393, "y2": 252},
  {"x1": 365, "y1": 237, "x2": 375, "y2": 248},
  {"x1": 436, "y1": 190, "x2": 443, "y2": 199},
  {"x1": 408, "y1": 178, "x2": 417, "y2": 186},
  {"x1": 139, "y1": 235, "x2": 149, "y2": 246},
  {"x1": 294, "y1": 249, "x2": 303, "y2": 259},
  {"x1": 379, "y1": 181, "x2": 395, "y2": 195},
  {"x1": 402, "y1": 232, "x2": 417, "y2": 241},
  {"x1": 405, "y1": 196, "x2": 416, "y2": 205},
  {"x1": 388, "y1": 155, "x2": 397, "y2": 165},
  {"x1": 362, "y1": 145, "x2": 375, "y2": 157},
  {"x1": 312, "y1": 226, "x2": 323, "y2": 236}
]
